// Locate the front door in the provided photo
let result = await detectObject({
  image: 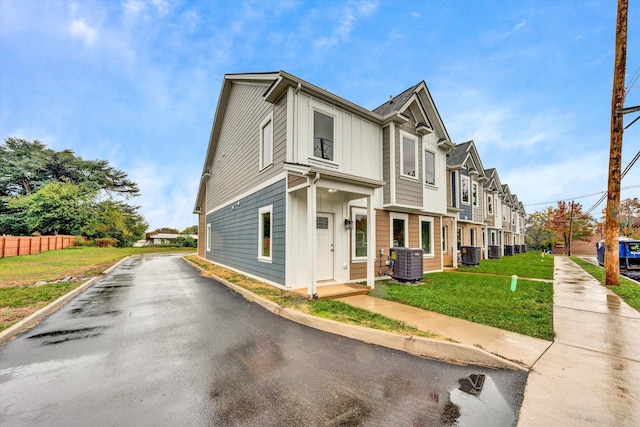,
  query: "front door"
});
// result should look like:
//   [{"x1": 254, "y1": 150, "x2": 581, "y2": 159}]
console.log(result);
[{"x1": 316, "y1": 213, "x2": 334, "y2": 281}]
